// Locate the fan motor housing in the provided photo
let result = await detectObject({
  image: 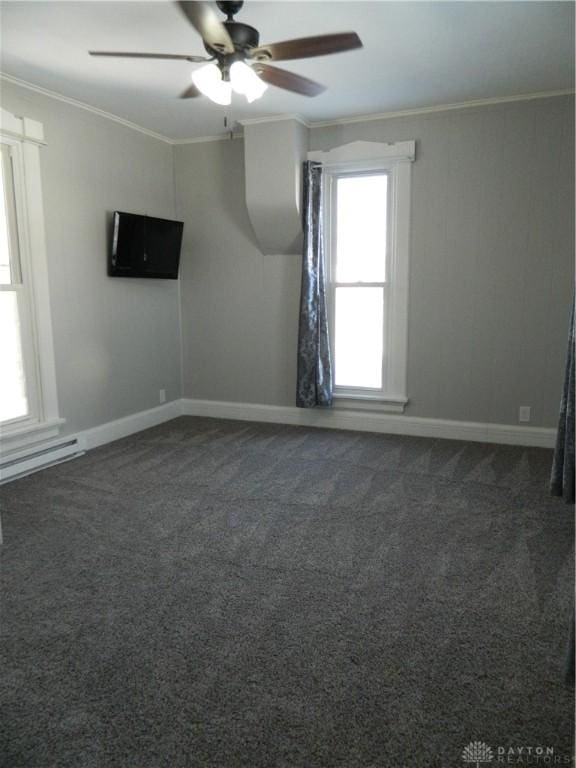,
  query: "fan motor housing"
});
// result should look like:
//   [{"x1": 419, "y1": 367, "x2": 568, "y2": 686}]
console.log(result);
[
  {"x1": 204, "y1": 21, "x2": 259, "y2": 56},
  {"x1": 231, "y1": 20, "x2": 259, "y2": 51},
  {"x1": 207, "y1": 0, "x2": 257, "y2": 57}
]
